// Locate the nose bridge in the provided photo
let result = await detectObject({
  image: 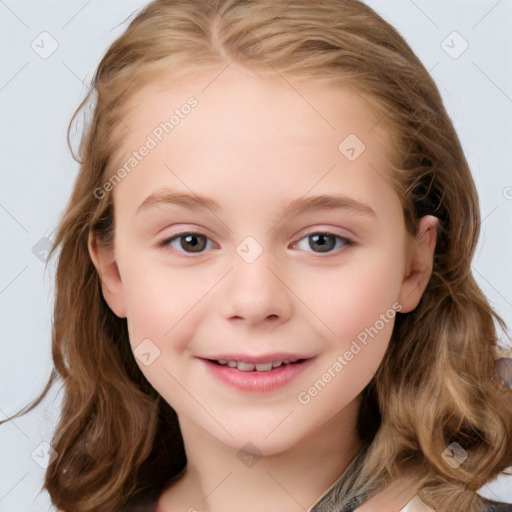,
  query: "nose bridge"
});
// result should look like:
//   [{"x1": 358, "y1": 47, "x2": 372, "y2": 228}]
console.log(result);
[{"x1": 220, "y1": 234, "x2": 292, "y2": 323}]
